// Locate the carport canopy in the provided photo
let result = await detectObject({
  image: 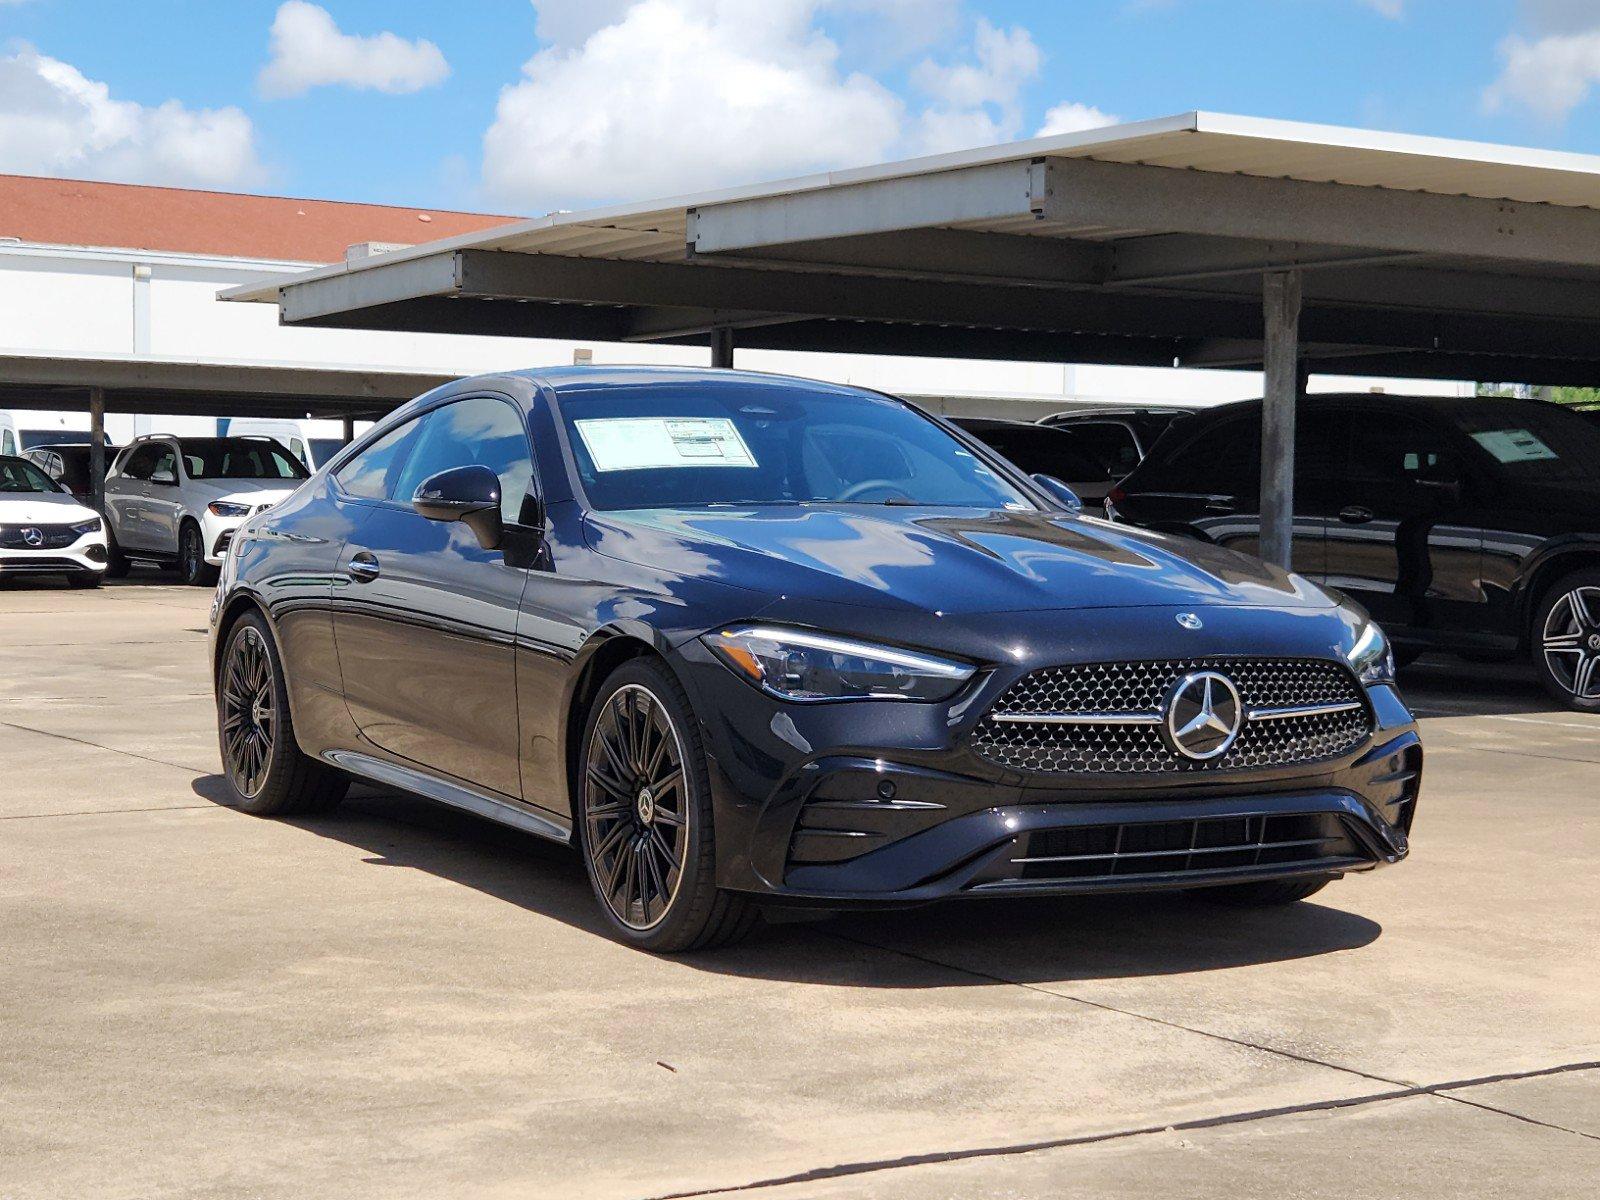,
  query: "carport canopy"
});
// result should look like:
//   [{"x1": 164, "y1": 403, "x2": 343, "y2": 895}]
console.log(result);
[
  {"x1": 1, "y1": 352, "x2": 458, "y2": 505},
  {"x1": 223, "y1": 112, "x2": 1600, "y2": 565}
]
